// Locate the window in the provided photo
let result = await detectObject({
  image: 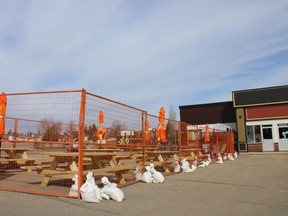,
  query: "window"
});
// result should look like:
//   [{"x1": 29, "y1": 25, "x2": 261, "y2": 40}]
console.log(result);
[
  {"x1": 246, "y1": 125, "x2": 262, "y2": 144},
  {"x1": 278, "y1": 126, "x2": 288, "y2": 139},
  {"x1": 263, "y1": 128, "x2": 272, "y2": 139},
  {"x1": 246, "y1": 126, "x2": 254, "y2": 143},
  {"x1": 254, "y1": 125, "x2": 261, "y2": 142}
]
